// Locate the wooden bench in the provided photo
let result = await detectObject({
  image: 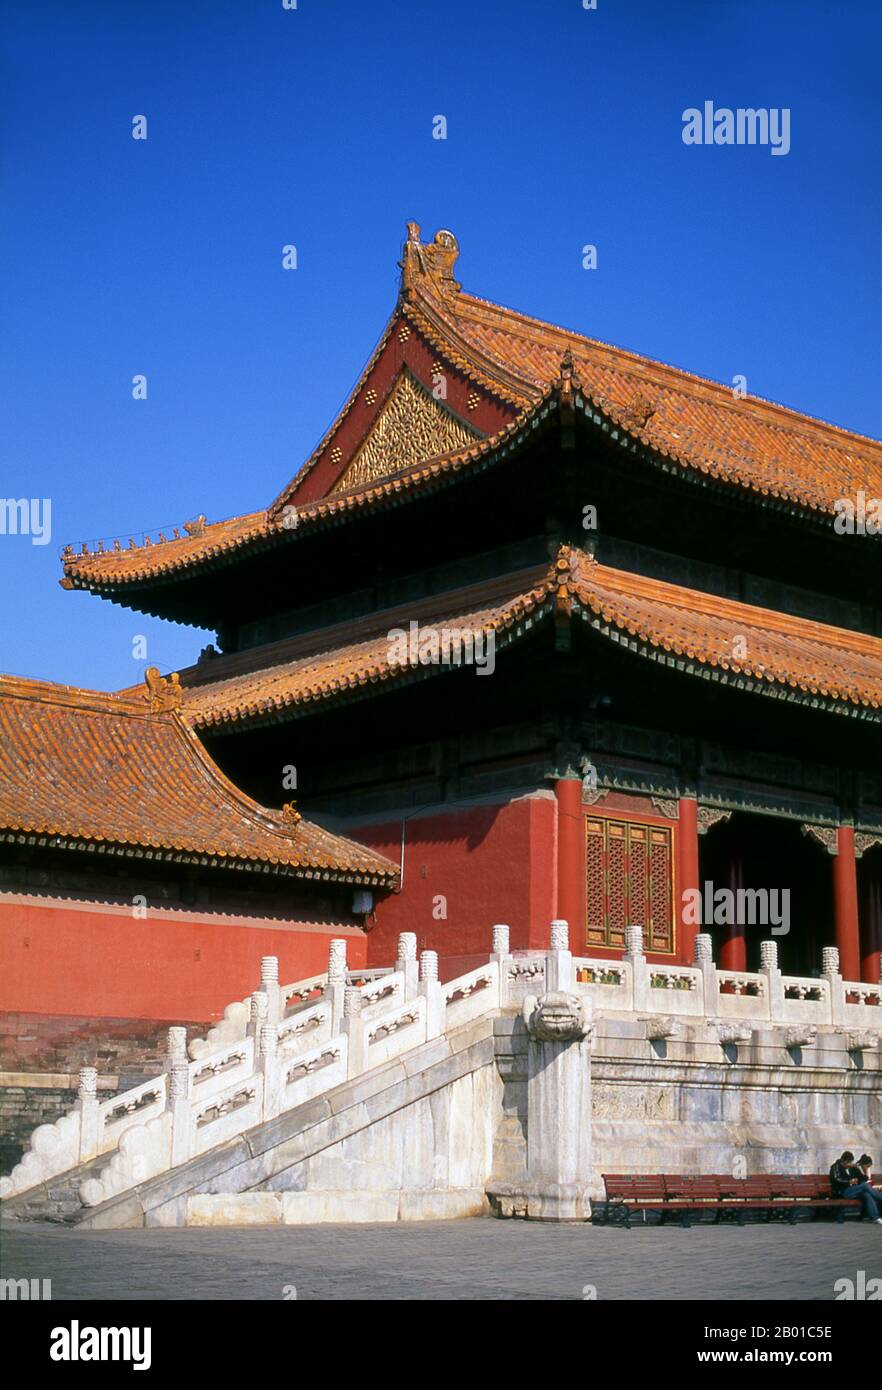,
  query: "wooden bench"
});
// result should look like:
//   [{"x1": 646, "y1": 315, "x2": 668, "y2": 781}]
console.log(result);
[{"x1": 599, "y1": 1173, "x2": 862, "y2": 1227}]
